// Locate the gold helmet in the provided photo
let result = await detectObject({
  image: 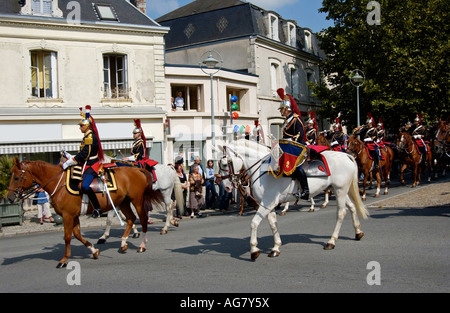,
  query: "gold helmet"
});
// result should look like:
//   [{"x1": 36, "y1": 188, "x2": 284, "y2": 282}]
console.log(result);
[{"x1": 79, "y1": 105, "x2": 92, "y2": 126}]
